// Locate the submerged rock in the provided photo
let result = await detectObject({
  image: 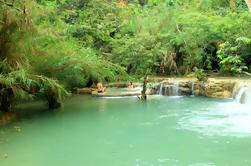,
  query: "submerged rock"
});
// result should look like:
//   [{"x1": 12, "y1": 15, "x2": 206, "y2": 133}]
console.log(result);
[
  {"x1": 77, "y1": 88, "x2": 96, "y2": 94},
  {"x1": 0, "y1": 113, "x2": 16, "y2": 126}
]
